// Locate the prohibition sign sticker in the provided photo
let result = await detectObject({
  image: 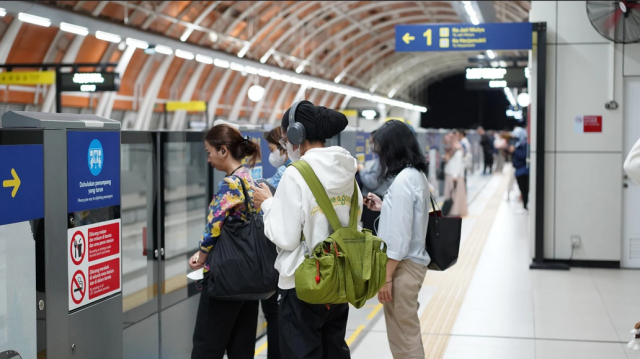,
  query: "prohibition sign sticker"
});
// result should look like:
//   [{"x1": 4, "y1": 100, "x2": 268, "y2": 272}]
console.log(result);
[
  {"x1": 71, "y1": 270, "x2": 86, "y2": 304},
  {"x1": 70, "y1": 231, "x2": 86, "y2": 266}
]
